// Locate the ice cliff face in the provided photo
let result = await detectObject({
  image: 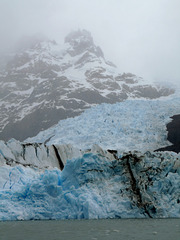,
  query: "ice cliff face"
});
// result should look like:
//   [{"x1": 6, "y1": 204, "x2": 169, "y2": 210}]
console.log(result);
[
  {"x1": 0, "y1": 148, "x2": 179, "y2": 221},
  {"x1": 0, "y1": 140, "x2": 65, "y2": 170},
  {"x1": 0, "y1": 30, "x2": 174, "y2": 141},
  {"x1": 0, "y1": 139, "x2": 111, "y2": 170}
]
